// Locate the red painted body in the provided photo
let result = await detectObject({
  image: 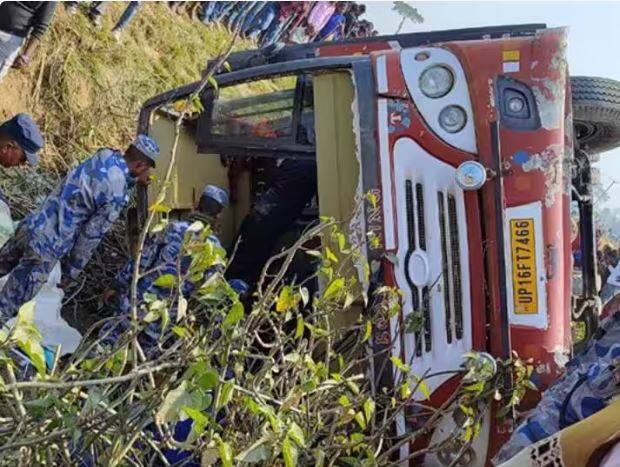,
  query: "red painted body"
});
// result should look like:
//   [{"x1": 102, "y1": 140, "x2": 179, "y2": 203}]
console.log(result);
[{"x1": 318, "y1": 27, "x2": 573, "y2": 464}]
